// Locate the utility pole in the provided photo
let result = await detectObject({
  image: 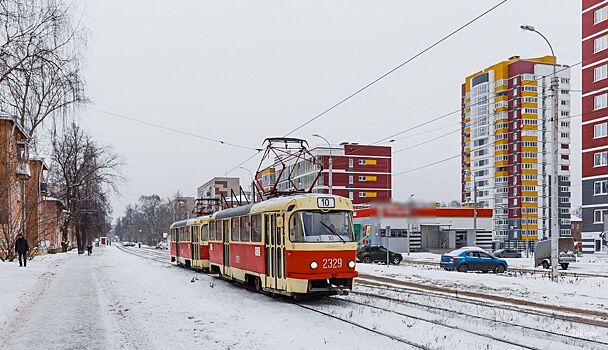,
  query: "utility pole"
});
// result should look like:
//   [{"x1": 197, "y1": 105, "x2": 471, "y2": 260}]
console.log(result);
[
  {"x1": 466, "y1": 170, "x2": 477, "y2": 246},
  {"x1": 521, "y1": 25, "x2": 560, "y2": 281},
  {"x1": 313, "y1": 134, "x2": 332, "y2": 195},
  {"x1": 386, "y1": 226, "x2": 391, "y2": 265}
]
